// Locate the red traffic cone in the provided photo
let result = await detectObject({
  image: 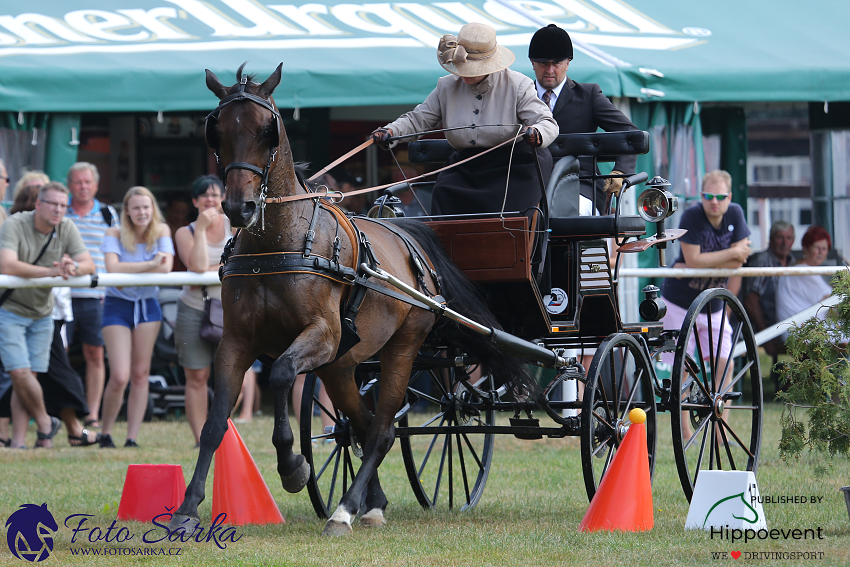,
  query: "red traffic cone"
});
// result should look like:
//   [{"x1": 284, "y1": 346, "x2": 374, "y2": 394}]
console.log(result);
[
  {"x1": 212, "y1": 419, "x2": 285, "y2": 526},
  {"x1": 118, "y1": 464, "x2": 186, "y2": 523},
  {"x1": 579, "y1": 408, "x2": 653, "y2": 532}
]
